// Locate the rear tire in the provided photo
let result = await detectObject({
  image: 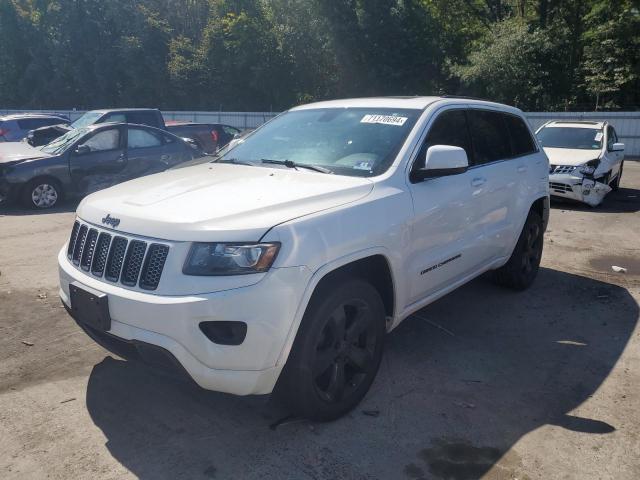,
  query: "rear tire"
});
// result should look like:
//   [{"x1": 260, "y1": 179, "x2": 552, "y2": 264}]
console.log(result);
[
  {"x1": 21, "y1": 178, "x2": 62, "y2": 209},
  {"x1": 276, "y1": 278, "x2": 386, "y2": 421},
  {"x1": 610, "y1": 162, "x2": 623, "y2": 191},
  {"x1": 493, "y1": 210, "x2": 543, "y2": 290}
]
